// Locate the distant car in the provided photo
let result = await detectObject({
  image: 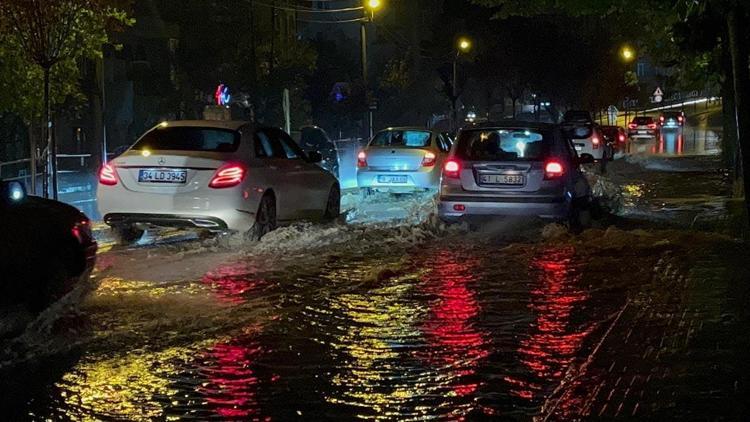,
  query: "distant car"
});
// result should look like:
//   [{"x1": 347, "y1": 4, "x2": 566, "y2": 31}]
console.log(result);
[
  {"x1": 600, "y1": 125, "x2": 627, "y2": 152},
  {"x1": 563, "y1": 123, "x2": 609, "y2": 163},
  {"x1": 356, "y1": 127, "x2": 452, "y2": 195},
  {"x1": 438, "y1": 121, "x2": 594, "y2": 228},
  {"x1": 0, "y1": 180, "x2": 96, "y2": 310},
  {"x1": 659, "y1": 111, "x2": 685, "y2": 130},
  {"x1": 297, "y1": 125, "x2": 339, "y2": 178},
  {"x1": 562, "y1": 110, "x2": 595, "y2": 125},
  {"x1": 628, "y1": 116, "x2": 658, "y2": 139},
  {"x1": 97, "y1": 120, "x2": 340, "y2": 243}
]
